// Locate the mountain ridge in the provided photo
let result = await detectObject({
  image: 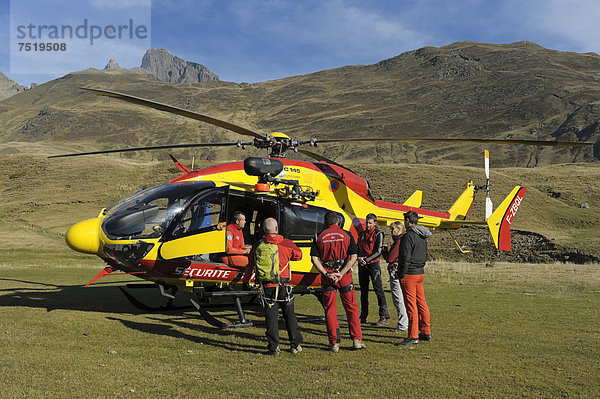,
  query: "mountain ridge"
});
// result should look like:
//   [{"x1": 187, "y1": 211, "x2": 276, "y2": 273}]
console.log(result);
[{"x1": 0, "y1": 41, "x2": 598, "y2": 167}]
